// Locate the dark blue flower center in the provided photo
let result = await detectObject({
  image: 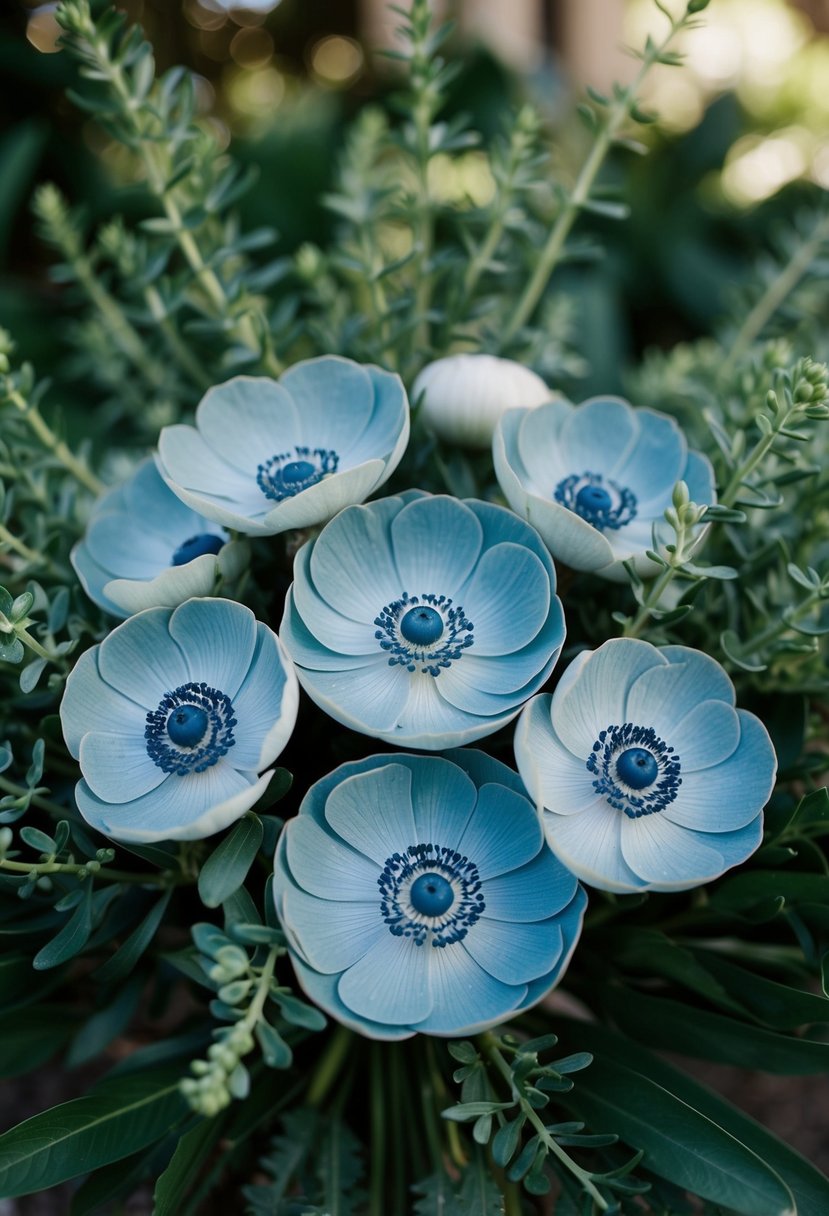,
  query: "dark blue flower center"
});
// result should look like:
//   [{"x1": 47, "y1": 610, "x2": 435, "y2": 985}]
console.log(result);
[
  {"x1": 375, "y1": 593, "x2": 474, "y2": 677},
  {"x1": 257, "y1": 447, "x2": 339, "y2": 503},
  {"x1": 410, "y1": 873, "x2": 454, "y2": 917},
  {"x1": 145, "y1": 682, "x2": 236, "y2": 776},
  {"x1": 555, "y1": 472, "x2": 637, "y2": 531},
  {"x1": 587, "y1": 723, "x2": 680, "y2": 818},
  {"x1": 171, "y1": 533, "x2": 224, "y2": 567},
  {"x1": 379, "y1": 843, "x2": 484, "y2": 947},
  {"x1": 616, "y1": 747, "x2": 658, "y2": 790}
]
